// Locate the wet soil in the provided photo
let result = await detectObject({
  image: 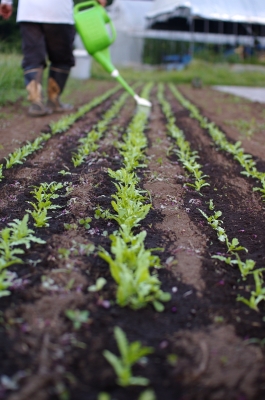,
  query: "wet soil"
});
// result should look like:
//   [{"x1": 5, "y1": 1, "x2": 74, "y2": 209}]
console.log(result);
[{"x1": 0, "y1": 84, "x2": 265, "y2": 400}]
